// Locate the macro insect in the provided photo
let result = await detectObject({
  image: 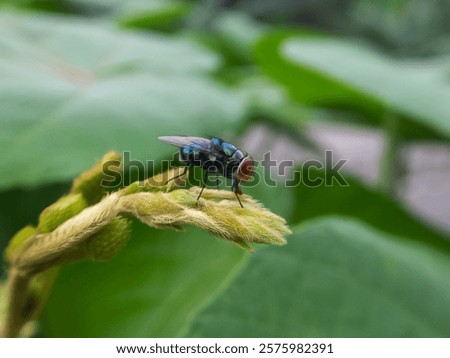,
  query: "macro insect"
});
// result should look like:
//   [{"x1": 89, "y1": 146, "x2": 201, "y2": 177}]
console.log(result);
[{"x1": 158, "y1": 136, "x2": 254, "y2": 208}]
